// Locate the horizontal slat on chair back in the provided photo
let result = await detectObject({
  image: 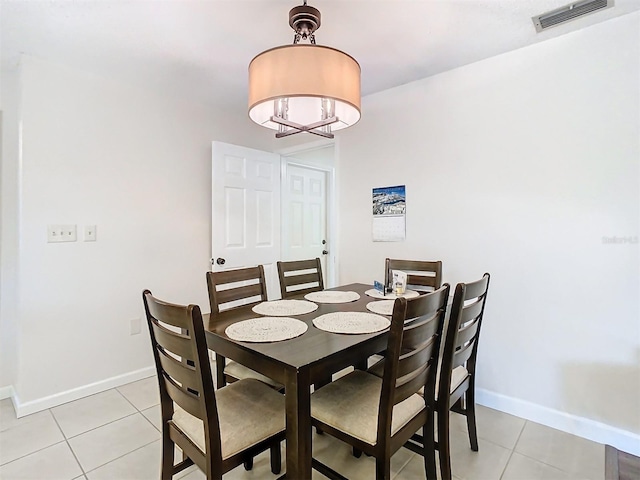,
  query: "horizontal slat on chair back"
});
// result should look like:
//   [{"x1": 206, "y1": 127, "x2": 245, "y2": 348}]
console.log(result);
[
  {"x1": 394, "y1": 338, "x2": 437, "y2": 404},
  {"x1": 456, "y1": 317, "x2": 480, "y2": 349},
  {"x1": 460, "y1": 298, "x2": 483, "y2": 324},
  {"x1": 282, "y1": 272, "x2": 320, "y2": 287},
  {"x1": 164, "y1": 374, "x2": 203, "y2": 419},
  {"x1": 280, "y1": 259, "x2": 318, "y2": 273},
  {"x1": 453, "y1": 338, "x2": 476, "y2": 369},
  {"x1": 157, "y1": 348, "x2": 199, "y2": 394},
  {"x1": 213, "y1": 267, "x2": 263, "y2": 285},
  {"x1": 463, "y1": 275, "x2": 489, "y2": 301},
  {"x1": 215, "y1": 283, "x2": 264, "y2": 305},
  {"x1": 151, "y1": 321, "x2": 195, "y2": 359}
]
